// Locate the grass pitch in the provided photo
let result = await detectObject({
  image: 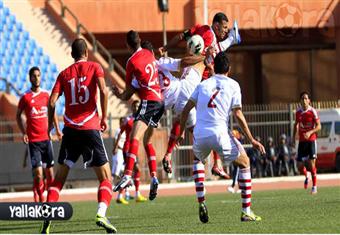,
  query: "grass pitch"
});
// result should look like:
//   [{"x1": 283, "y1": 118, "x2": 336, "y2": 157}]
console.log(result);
[{"x1": 0, "y1": 186, "x2": 339, "y2": 233}]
